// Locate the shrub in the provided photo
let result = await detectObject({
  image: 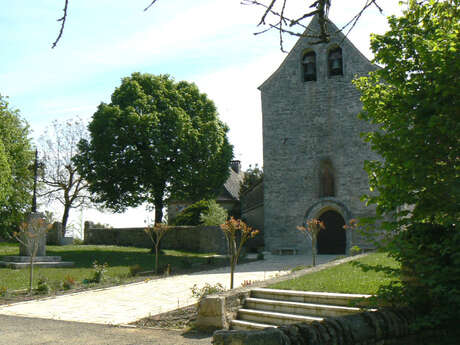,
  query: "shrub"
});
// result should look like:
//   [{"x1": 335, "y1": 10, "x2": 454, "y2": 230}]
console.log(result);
[
  {"x1": 36, "y1": 276, "x2": 50, "y2": 294},
  {"x1": 62, "y1": 275, "x2": 76, "y2": 290},
  {"x1": 350, "y1": 245, "x2": 362, "y2": 256},
  {"x1": 129, "y1": 264, "x2": 143, "y2": 277},
  {"x1": 191, "y1": 283, "x2": 225, "y2": 300},
  {"x1": 0, "y1": 286, "x2": 9, "y2": 297},
  {"x1": 170, "y1": 200, "x2": 212, "y2": 226},
  {"x1": 200, "y1": 200, "x2": 228, "y2": 226},
  {"x1": 91, "y1": 260, "x2": 108, "y2": 283}
]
